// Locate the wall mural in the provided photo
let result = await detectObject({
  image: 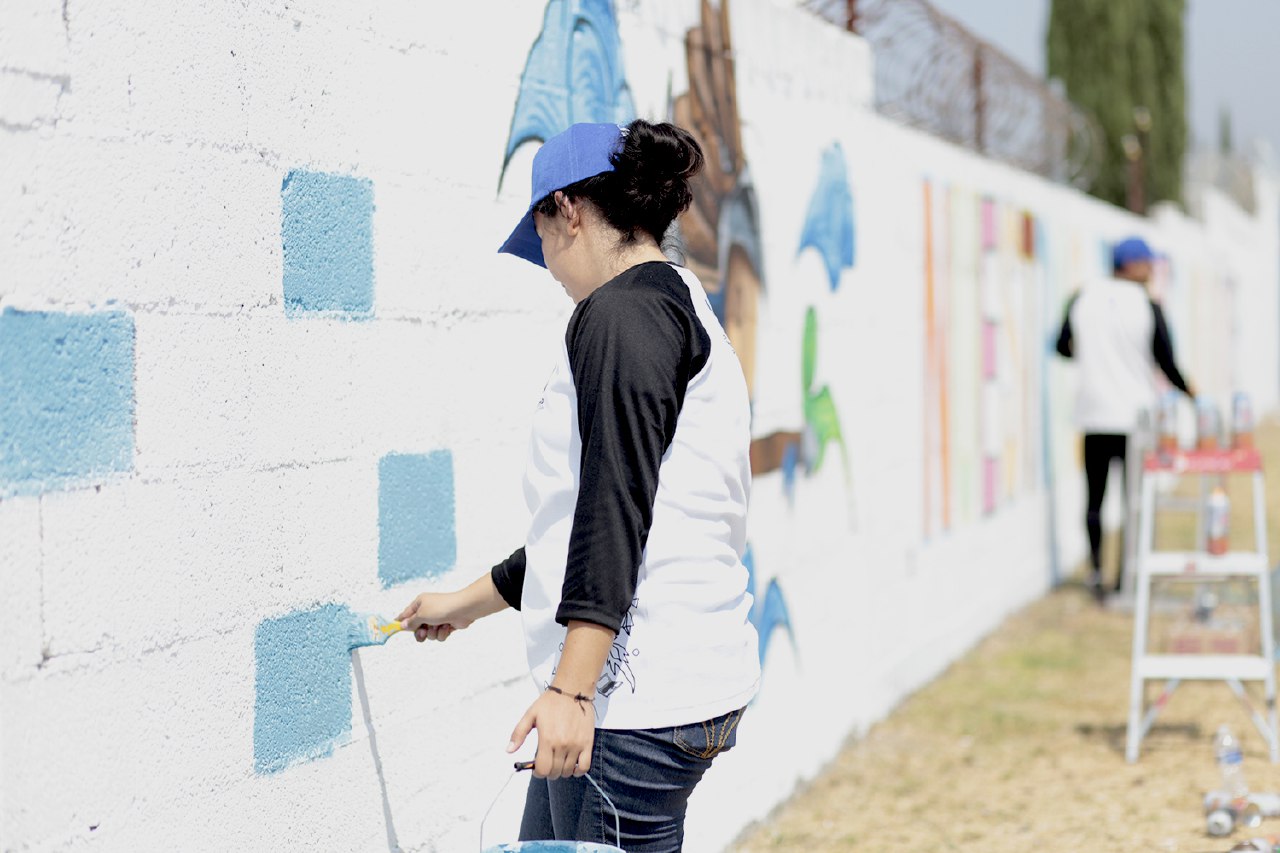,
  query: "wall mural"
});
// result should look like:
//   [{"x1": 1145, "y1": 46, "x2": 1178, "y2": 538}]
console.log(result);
[
  {"x1": 743, "y1": 545, "x2": 794, "y2": 666},
  {"x1": 792, "y1": 144, "x2": 856, "y2": 514},
  {"x1": 798, "y1": 143, "x2": 857, "y2": 293},
  {"x1": 670, "y1": 0, "x2": 800, "y2": 674},
  {"x1": 923, "y1": 179, "x2": 1043, "y2": 540},
  {"x1": 677, "y1": 2, "x2": 854, "y2": 510},
  {"x1": 500, "y1": 0, "x2": 636, "y2": 189},
  {"x1": 672, "y1": 0, "x2": 764, "y2": 395}
]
